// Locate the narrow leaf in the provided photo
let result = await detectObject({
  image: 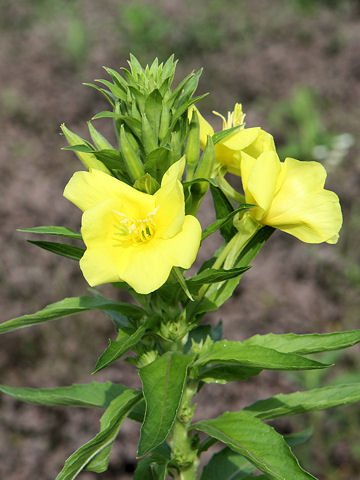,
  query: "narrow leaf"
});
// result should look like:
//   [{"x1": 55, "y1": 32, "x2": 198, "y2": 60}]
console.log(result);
[
  {"x1": 212, "y1": 125, "x2": 241, "y2": 144},
  {"x1": 243, "y1": 383, "x2": 360, "y2": 420},
  {"x1": 210, "y1": 184, "x2": 236, "y2": 241},
  {"x1": 201, "y1": 205, "x2": 253, "y2": 241},
  {"x1": 199, "y1": 365, "x2": 262, "y2": 384},
  {"x1": 18, "y1": 226, "x2": 82, "y2": 239},
  {"x1": 93, "y1": 324, "x2": 147, "y2": 373},
  {"x1": 209, "y1": 226, "x2": 274, "y2": 308},
  {"x1": 187, "y1": 267, "x2": 250, "y2": 289},
  {"x1": 138, "y1": 352, "x2": 193, "y2": 457},
  {"x1": 195, "y1": 341, "x2": 331, "y2": 371},
  {"x1": 27, "y1": 240, "x2": 84, "y2": 261},
  {"x1": 243, "y1": 330, "x2": 360, "y2": 355},
  {"x1": 172, "y1": 267, "x2": 194, "y2": 301},
  {"x1": 55, "y1": 390, "x2": 142, "y2": 480},
  {"x1": 0, "y1": 296, "x2": 145, "y2": 334},
  {"x1": 0, "y1": 382, "x2": 134, "y2": 408},
  {"x1": 194, "y1": 411, "x2": 315, "y2": 479}
]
